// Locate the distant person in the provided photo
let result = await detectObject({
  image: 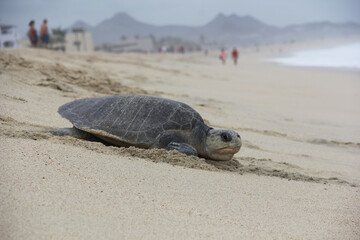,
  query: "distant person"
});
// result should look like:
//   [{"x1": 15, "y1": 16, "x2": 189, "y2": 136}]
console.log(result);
[
  {"x1": 231, "y1": 47, "x2": 239, "y2": 65},
  {"x1": 219, "y1": 49, "x2": 226, "y2": 64},
  {"x1": 40, "y1": 19, "x2": 50, "y2": 49},
  {"x1": 179, "y1": 45, "x2": 185, "y2": 54},
  {"x1": 28, "y1": 20, "x2": 38, "y2": 47}
]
